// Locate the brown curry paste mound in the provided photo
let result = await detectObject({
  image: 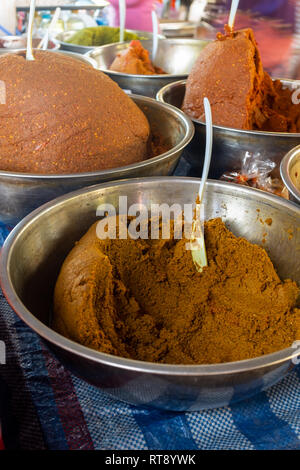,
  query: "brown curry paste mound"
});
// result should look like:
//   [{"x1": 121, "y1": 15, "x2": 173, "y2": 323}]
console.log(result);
[
  {"x1": 182, "y1": 28, "x2": 300, "y2": 132},
  {"x1": 53, "y1": 218, "x2": 299, "y2": 364},
  {"x1": 0, "y1": 50, "x2": 151, "y2": 174},
  {"x1": 109, "y1": 40, "x2": 166, "y2": 75}
]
